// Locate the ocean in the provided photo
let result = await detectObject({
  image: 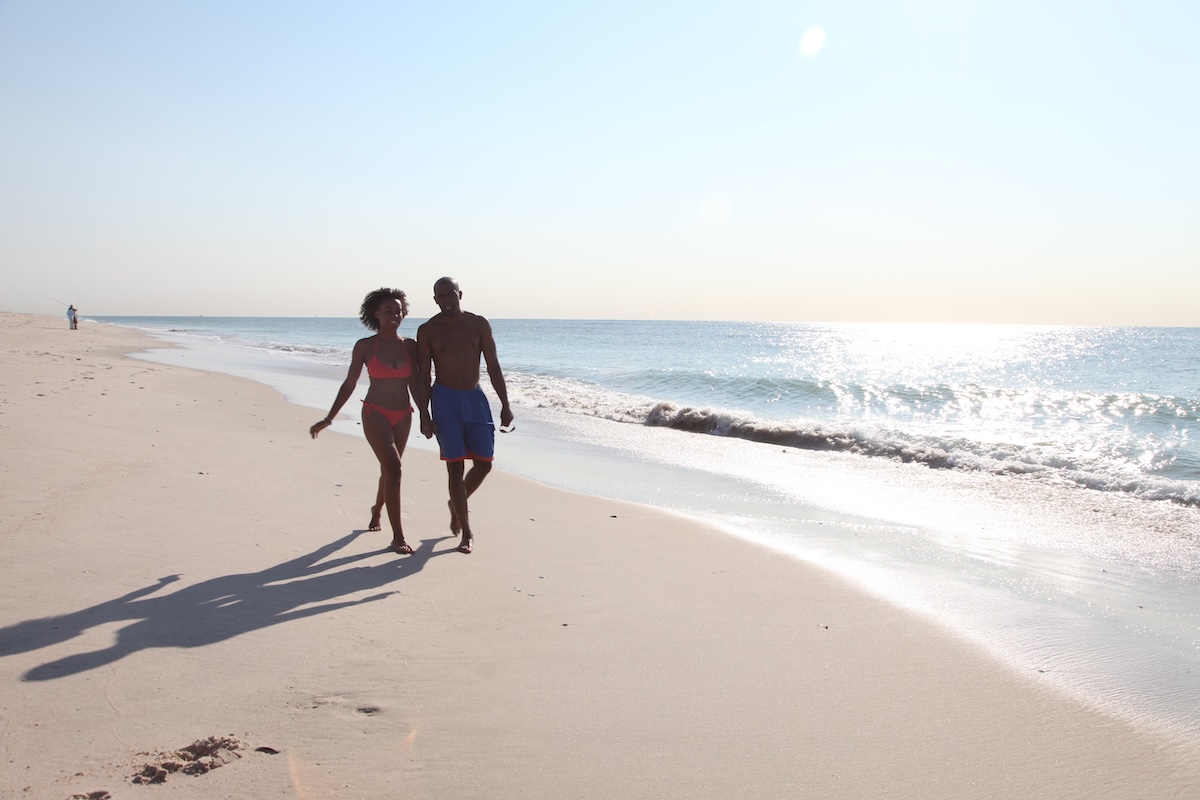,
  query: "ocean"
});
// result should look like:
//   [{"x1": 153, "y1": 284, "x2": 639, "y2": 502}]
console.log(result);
[{"x1": 92, "y1": 316, "x2": 1200, "y2": 740}]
